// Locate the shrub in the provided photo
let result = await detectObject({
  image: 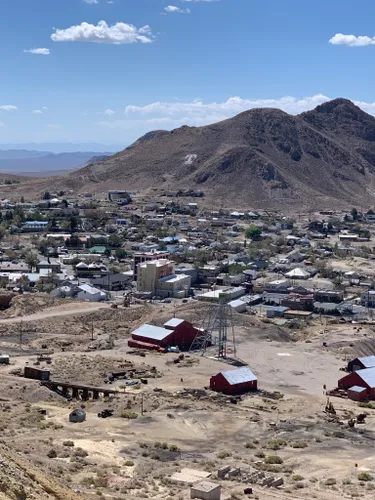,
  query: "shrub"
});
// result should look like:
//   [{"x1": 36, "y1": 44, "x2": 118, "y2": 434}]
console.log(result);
[
  {"x1": 255, "y1": 451, "x2": 265, "y2": 458},
  {"x1": 74, "y1": 448, "x2": 88, "y2": 458},
  {"x1": 120, "y1": 410, "x2": 138, "y2": 419},
  {"x1": 358, "y1": 402, "x2": 375, "y2": 409},
  {"x1": 63, "y1": 441, "x2": 75, "y2": 447},
  {"x1": 217, "y1": 450, "x2": 232, "y2": 459},
  {"x1": 169, "y1": 444, "x2": 180, "y2": 452},
  {"x1": 291, "y1": 441, "x2": 308, "y2": 449},
  {"x1": 324, "y1": 478, "x2": 337, "y2": 486},
  {"x1": 268, "y1": 440, "x2": 287, "y2": 450},
  {"x1": 264, "y1": 456, "x2": 283, "y2": 465},
  {"x1": 292, "y1": 475, "x2": 304, "y2": 482},
  {"x1": 154, "y1": 442, "x2": 168, "y2": 450},
  {"x1": 124, "y1": 460, "x2": 134, "y2": 467},
  {"x1": 358, "y1": 472, "x2": 373, "y2": 482},
  {"x1": 245, "y1": 442, "x2": 256, "y2": 449},
  {"x1": 47, "y1": 449, "x2": 57, "y2": 459}
]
